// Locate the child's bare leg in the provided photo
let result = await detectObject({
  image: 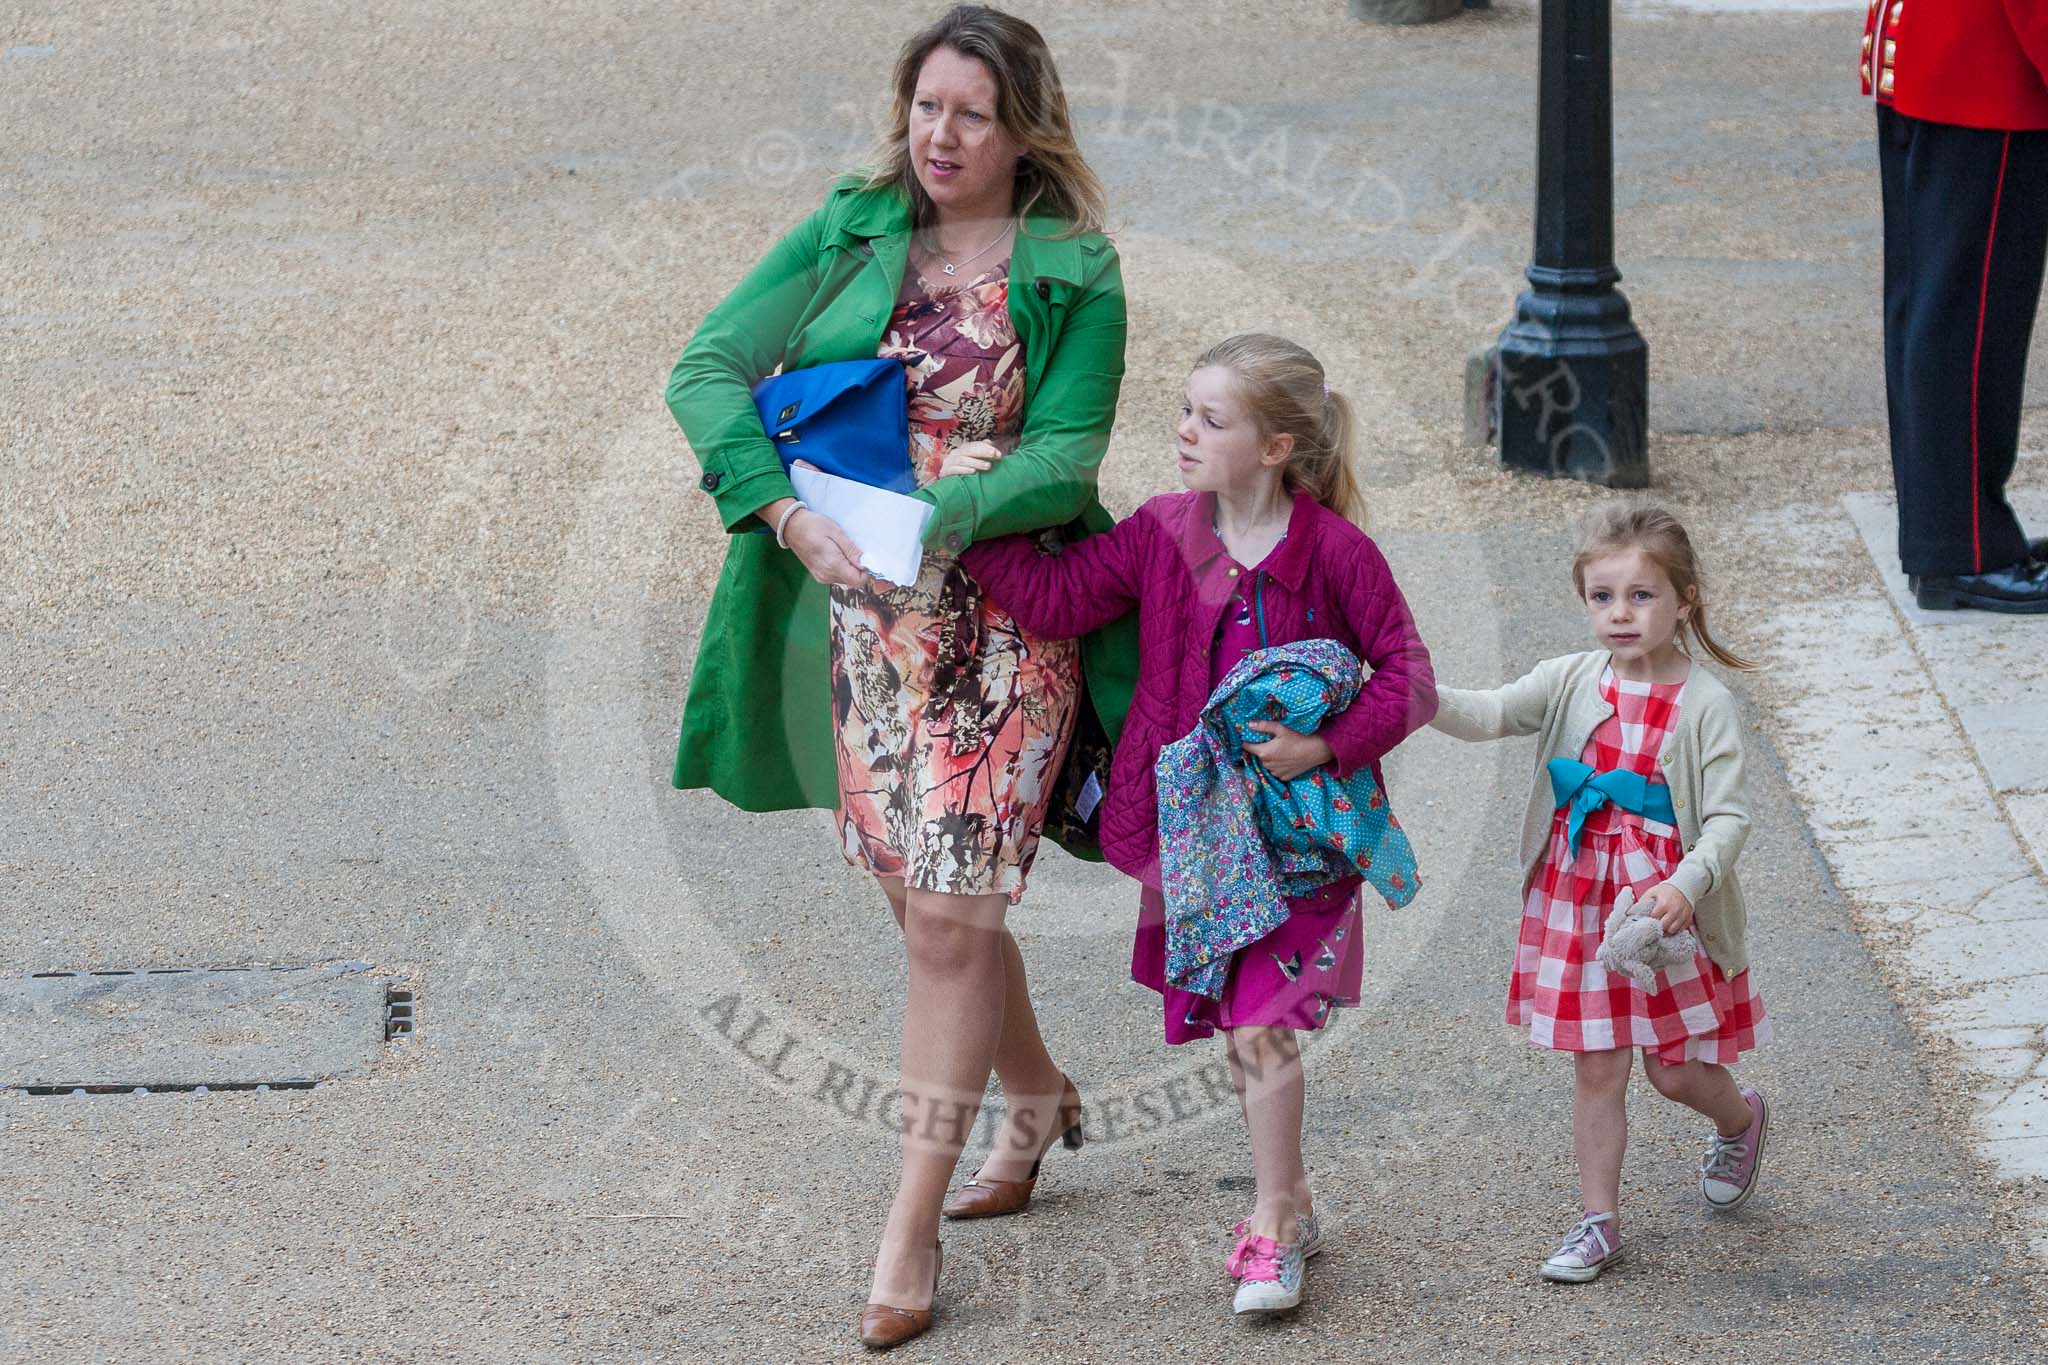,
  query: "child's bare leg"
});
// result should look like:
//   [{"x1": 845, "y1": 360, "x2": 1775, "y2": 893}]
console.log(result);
[
  {"x1": 1224, "y1": 1026, "x2": 1309, "y2": 1242},
  {"x1": 1640, "y1": 1054, "x2": 1754, "y2": 1136},
  {"x1": 1572, "y1": 1048, "x2": 1633, "y2": 1218}
]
